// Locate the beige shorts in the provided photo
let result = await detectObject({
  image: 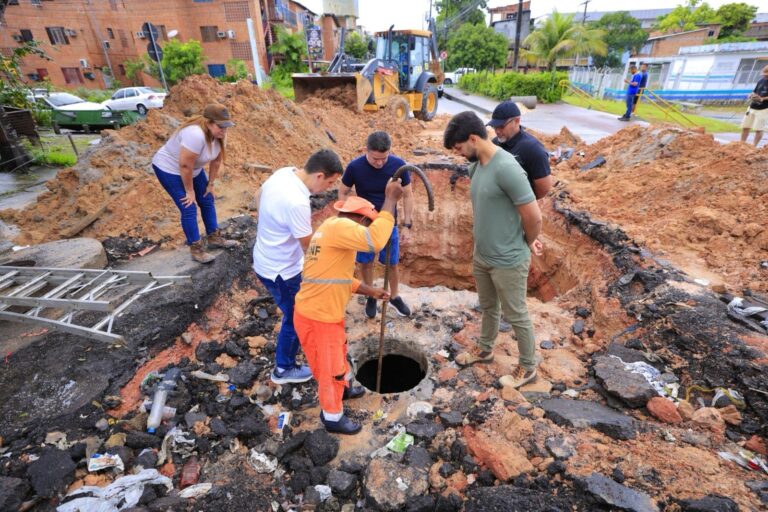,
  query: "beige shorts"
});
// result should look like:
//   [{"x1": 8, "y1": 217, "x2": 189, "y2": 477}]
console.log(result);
[{"x1": 741, "y1": 107, "x2": 768, "y2": 131}]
